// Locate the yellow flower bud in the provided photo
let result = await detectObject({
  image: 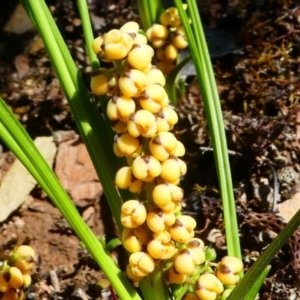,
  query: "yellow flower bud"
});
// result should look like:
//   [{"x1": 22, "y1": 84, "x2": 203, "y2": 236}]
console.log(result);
[
  {"x1": 122, "y1": 227, "x2": 149, "y2": 253},
  {"x1": 140, "y1": 62, "x2": 153, "y2": 74},
  {"x1": 127, "y1": 110, "x2": 157, "y2": 138},
  {"x1": 90, "y1": 68, "x2": 118, "y2": 96},
  {"x1": 107, "y1": 95, "x2": 136, "y2": 122},
  {"x1": 13, "y1": 245, "x2": 35, "y2": 273},
  {"x1": 195, "y1": 273, "x2": 224, "y2": 300},
  {"x1": 167, "y1": 266, "x2": 187, "y2": 284},
  {"x1": 132, "y1": 155, "x2": 161, "y2": 182},
  {"x1": 133, "y1": 33, "x2": 148, "y2": 45},
  {"x1": 152, "y1": 39, "x2": 168, "y2": 48},
  {"x1": 146, "y1": 24, "x2": 168, "y2": 47},
  {"x1": 160, "y1": 156, "x2": 187, "y2": 182},
  {"x1": 147, "y1": 239, "x2": 166, "y2": 259},
  {"x1": 121, "y1": 200, "x2": 147, "y2": 228},
  {"x1": 172, "y1": 140, "x2": 185, "y2": 157},
  {"x1": 216, "y1": 256, "x2": 244, "y2": 285},
  {"x1": 0, "y1": 271, "x2": 10, "y2": 293},
  {"x1": 160, "y1": 201, "x2": 181, "y2": 213},
  {"x1": 119, "y1": 69, "x2": 148, "y2": 97},
  {"x1": 103, "y1": 29, "x2": 133, "y2": 60},
  {"x1": 114, "y1": 133, "x2": 141, "y2": 157},
  {"x1": 174, "y1": 249, "x2": 195, "y2": 275},
  {"x1": 92, "y1": 35, "x2": 104, "y2": 56},
  {"x1": 162, "y1": 242, "x2": 177, "y2": 260},
  {"x1": 156, "y1": 106, "x2": 178, "y2": 132},
  {"x1": 22, "y1": 272, "x2": 32, "y2": 287},
  {"x1": 149, "y1": 132, "x2": 178, "y2": 161},
  {"x1": 156, "y1": 60, "x2": 176, "y2": 74},
  {"x1": 120, "y1": 21, "x2": 139, "y2": 34},
  {"x1": 186, "y1": 238, "x2": 205, "y2": 249},
  {"x1": 152, "y1": 230, "x2": 171, "y2": 243},
  {"x1": 1, "y1": 289, "x2": 24, "y2": 300},
  {"x1": 115, "y1": 166, "x2": 143, "y2": 193},
  {"x1": 152, "y1": 183, "x2": 183, "y2": 208},
  {"x1": 145, "y1": 66, "x2": 166, "y2": 86},
  {"x1": 164, "y1": 43, "x2": 179, "y2": 61},
  {"x1": 147, "y1": 238, "x2": 177, "y2": 260},
  {"x1": 170, "y1": 215, "x2": 196, "y2": 243},
  {"x1": 127, "y1": 44, "x2": 154, "y2": 70},
  {"x1": 126, "y1": 264, "x2": 144, "y2": 282},
  {"x1": 160, "y1": 7, "x2": 181, "y2": 28},
  {"x1": 128, "y1": 178, "x2": 144, "y2": 193},
  {"x1": 113, "y1": 142, "x2": 125, "y2": 157},
  {"x1": 172, "y1": 27, "x2": 188, "y2": 49},
  {"x1": 111, "y1": 120, "x2": 127, "y2": 133},
  {"x1": 186, "y1": 238, "x2": 206, "y2": 266},
  {"x1": 146, "y1": 210, "x2": 175, "y2": 233},
  {"x1": 129, "y1": 252, "x2": 155, "y2": 277},
  {"x1": 140, "y1": 84, "x2": 169, "y2": 113},
  {"x1": 149, "y1": 24, "x2": 169, "y2": 39},
  {"x1": 7, "y1": 266, "x2": 24, "y2": 289},
  {"x1": 183, "y1": 293, "x2": 200, "y2": 300}
]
